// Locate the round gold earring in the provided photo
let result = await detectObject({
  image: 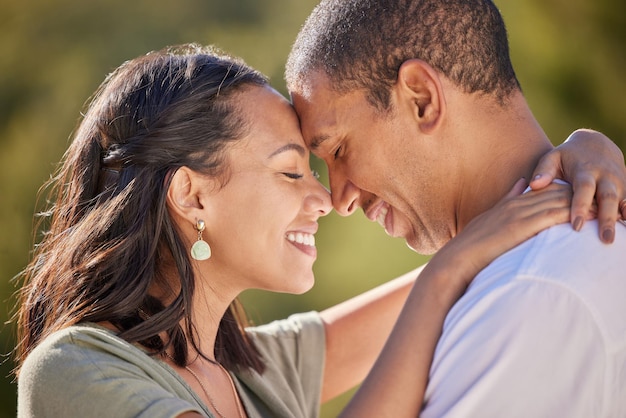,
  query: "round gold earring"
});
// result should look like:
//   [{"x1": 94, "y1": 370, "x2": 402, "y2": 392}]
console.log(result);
[{"x1": 190, "y1": 219, "x2": 211, "y2": 261}]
